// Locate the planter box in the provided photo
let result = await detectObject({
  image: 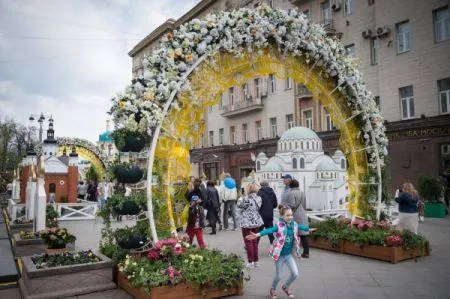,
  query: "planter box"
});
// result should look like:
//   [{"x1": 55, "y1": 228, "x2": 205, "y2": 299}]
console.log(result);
[
  {"x1": 425, "y1": 202, "x2": 447, "y2": 218},
  {"x1": 8, "y1": 222, "x2": 33, "y2": 236},
  {"x1": 307, "y1": 236, "x2": 429, "y2": 264},
  {"x1": 19, "y1": 251, "x2": 116, "y2": 299},
  {"x1": 341, "y1": 240, "x2": 430, "y2": 264},
  {"x1": 308, "y1": 237, "x2": 342, "y2": 252},
  {"x1": 12, "y1": 233, "x2": 45, "y2": 258},
  {"x1": 118, "y1": 271, "x2": 244, "y2": 299}
]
